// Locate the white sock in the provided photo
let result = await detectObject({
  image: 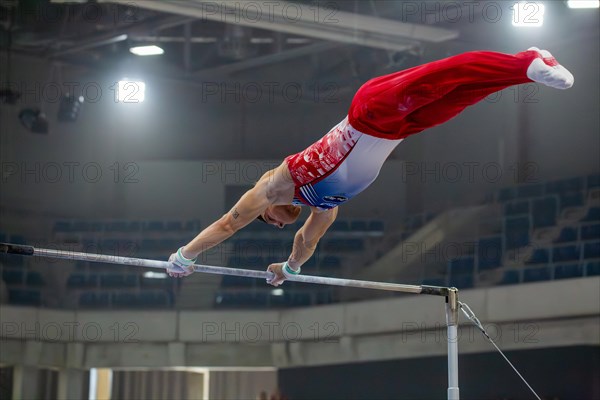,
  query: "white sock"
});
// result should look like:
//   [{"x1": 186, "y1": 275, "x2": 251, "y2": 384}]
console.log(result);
[{"x1": 526, "y1": 47, "x2": 574, "y2": 90}]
